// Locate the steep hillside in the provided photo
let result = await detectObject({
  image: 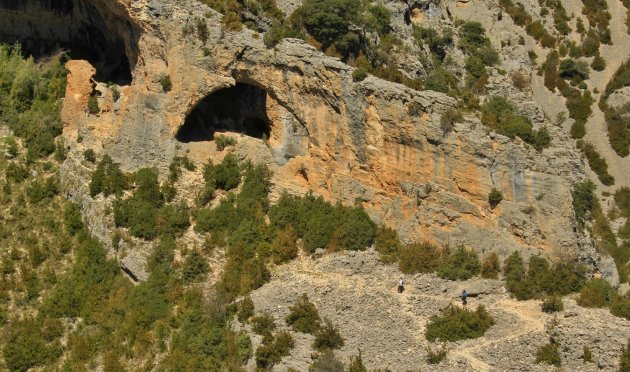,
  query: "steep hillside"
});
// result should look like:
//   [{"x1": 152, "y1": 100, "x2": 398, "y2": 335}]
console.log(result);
[{"x1": 1, "y1": 0, "x2": 630, "y2": 370}]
